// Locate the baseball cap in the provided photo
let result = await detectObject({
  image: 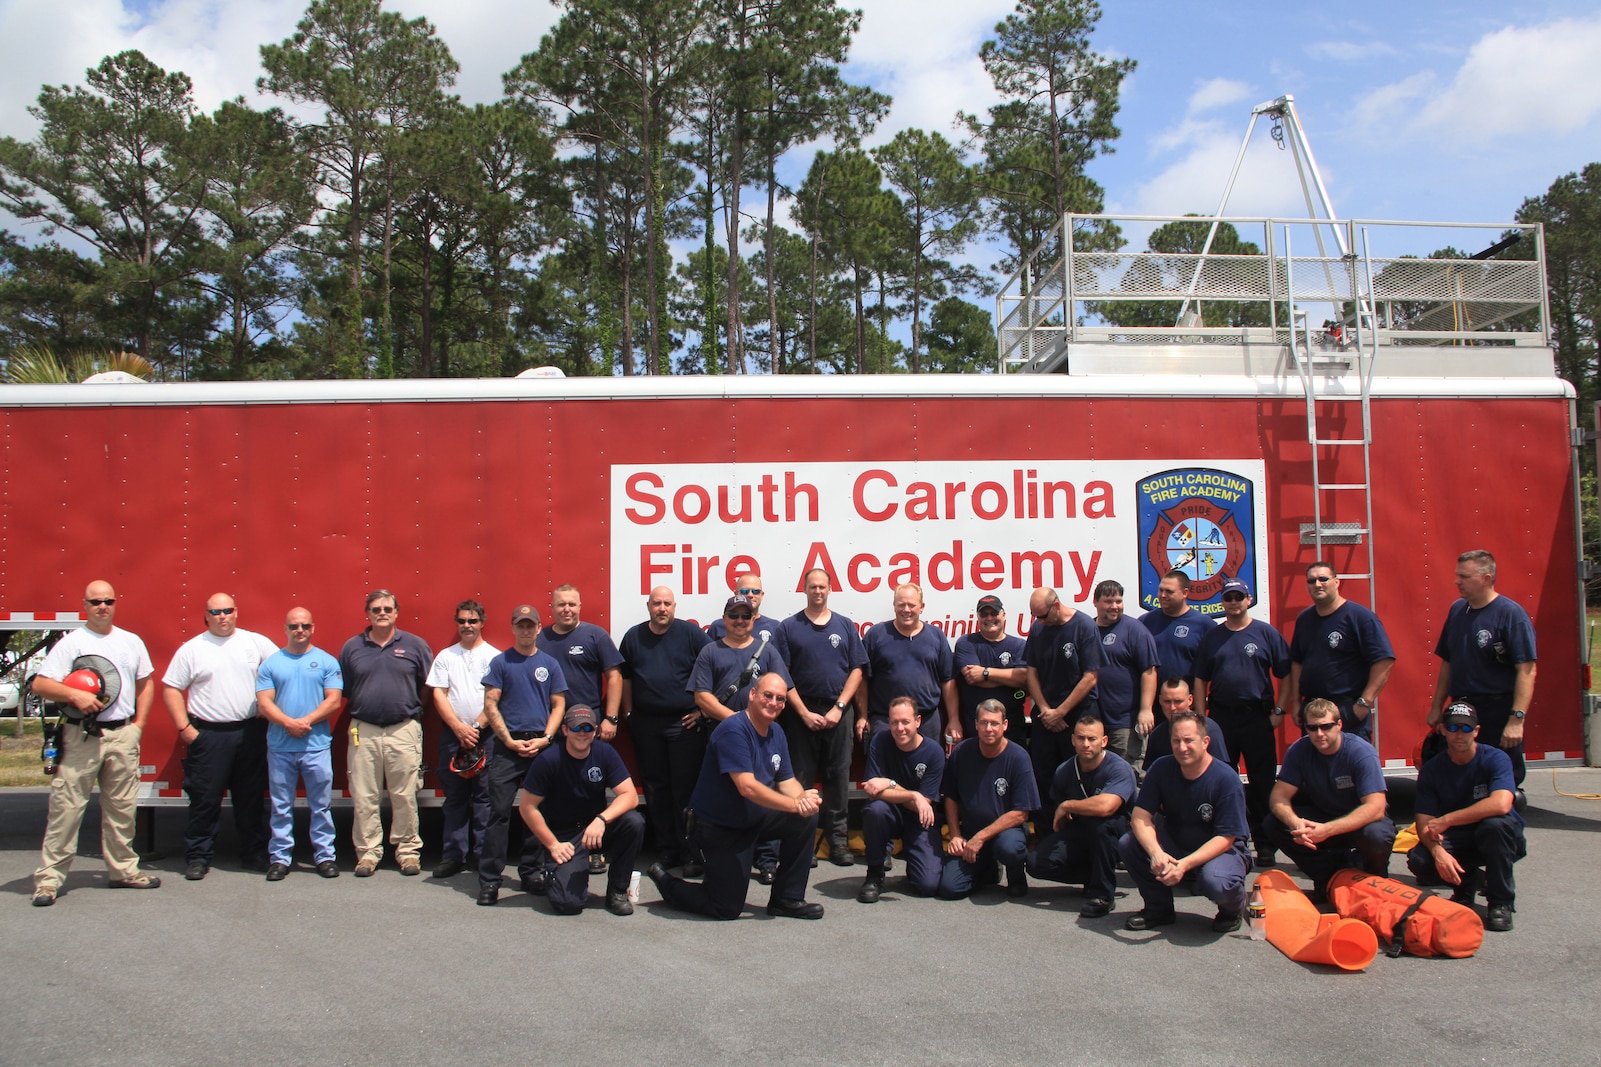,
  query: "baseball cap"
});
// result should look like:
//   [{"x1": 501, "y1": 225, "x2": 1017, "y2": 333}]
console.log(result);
[
  {"x1": 724, "y1": 594, "x2": 754, "y2": 615},
  {"x1": 976, "y1": 595, "x2": 1004, "y2": 613},
  {"x1": 1220, "y1": 578, "x2": 1251, "y2": 598},
  {"x1": 564, "y1": 705, "x2": 599, "y2": 730},
  {"x1": 1442, "y1": 702, "x2": 1479, "y2": 729},
  {"x1": 511, "y1": 604, "x2": 540, "y2": 625}
]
